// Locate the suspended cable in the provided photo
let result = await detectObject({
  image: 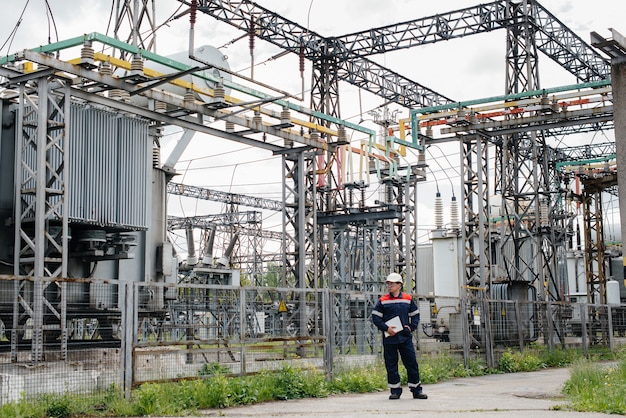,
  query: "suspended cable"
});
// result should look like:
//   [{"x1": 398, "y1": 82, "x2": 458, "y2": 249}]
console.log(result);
[{"x1": 0, "y1": 0, "x2": 30, "y2": 55}]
